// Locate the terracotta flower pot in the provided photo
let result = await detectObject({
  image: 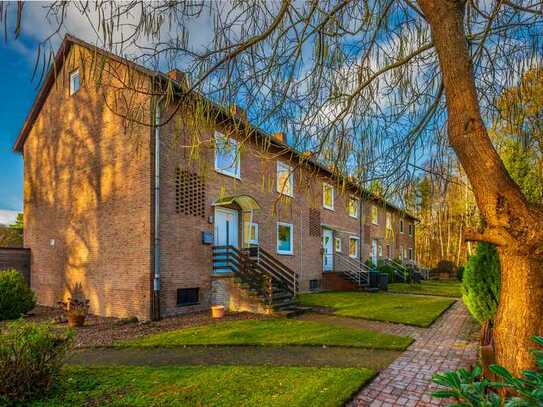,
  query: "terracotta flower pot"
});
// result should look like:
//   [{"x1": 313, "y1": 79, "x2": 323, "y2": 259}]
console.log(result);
[
  {"x1": 67, "y1": 313, "x2": 86, "y2": 327},
  {"x1": 211, "y1": 305, "x2": 225, "y2": 319}
]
